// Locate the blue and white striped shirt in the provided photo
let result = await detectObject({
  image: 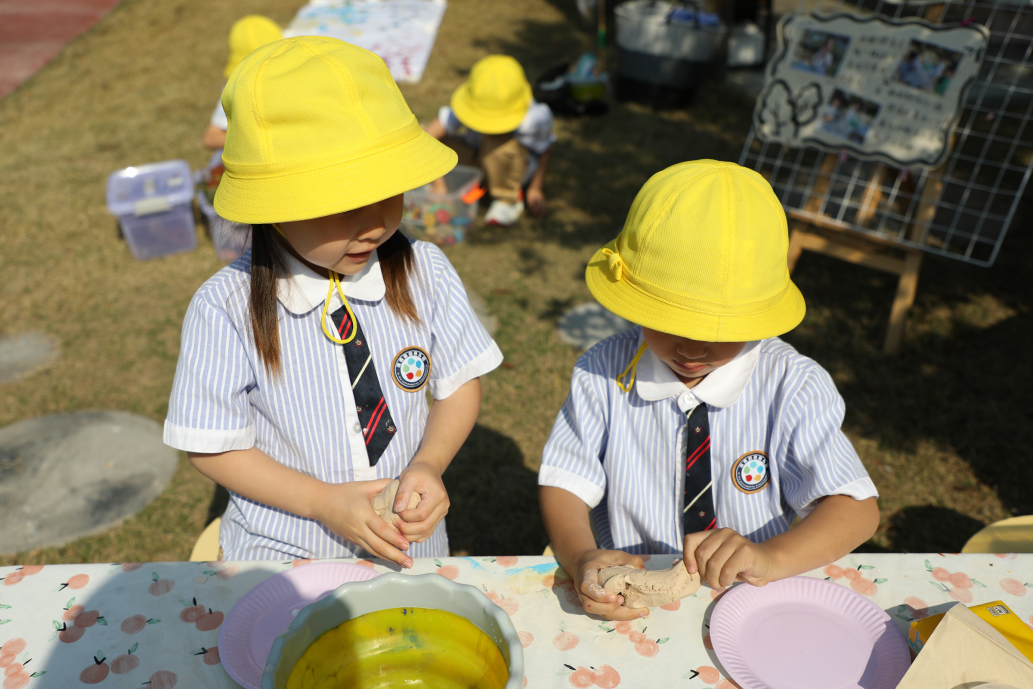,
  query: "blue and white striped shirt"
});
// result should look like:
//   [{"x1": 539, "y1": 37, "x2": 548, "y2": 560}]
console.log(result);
[
  {"x1": 539, "y1": 328, "x2": 877, "y2": 554},
  {"x1": 164, "y1": 240, "x2": 503, "y2": 560}
]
